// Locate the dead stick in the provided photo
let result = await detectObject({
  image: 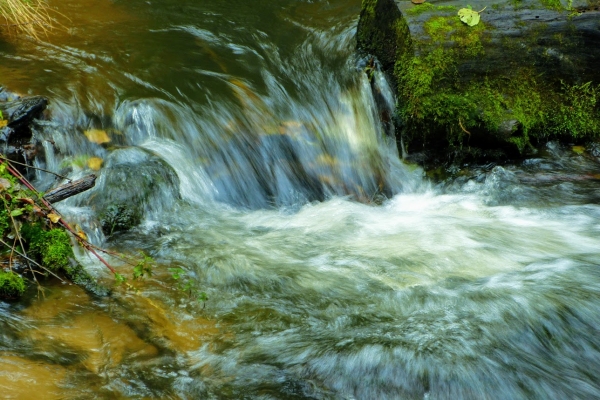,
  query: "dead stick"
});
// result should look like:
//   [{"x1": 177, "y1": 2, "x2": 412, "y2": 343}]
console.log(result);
[{"x1": 44, "y1": 174, "x2": 96, "y2": 203}]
